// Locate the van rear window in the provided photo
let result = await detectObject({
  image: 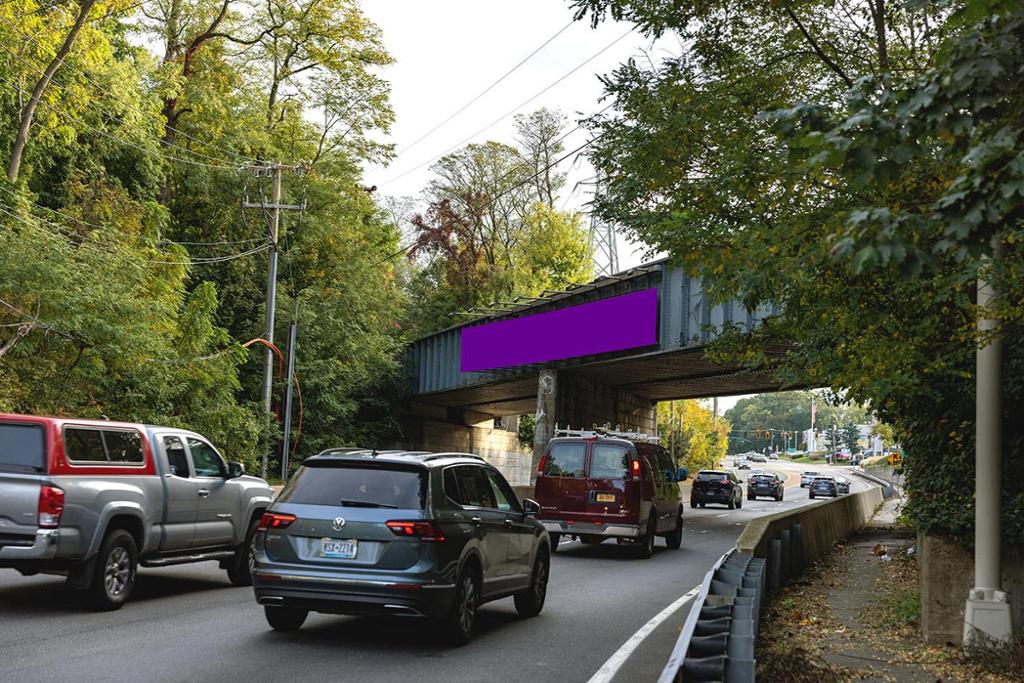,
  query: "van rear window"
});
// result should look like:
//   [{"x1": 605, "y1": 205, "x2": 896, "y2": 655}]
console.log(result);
[
  {"x1": 589, "y1": 444, "x2": 629, "y2": 479},
  {"x1": 543, "y1": 443, "x2": 586, "y2": 478},
  {"x1": 0, "y1": 423, "x2": 45, "y2": 473},
  {"x1": 278, "y1": 465, "x2": 426, "y2": 509}
]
